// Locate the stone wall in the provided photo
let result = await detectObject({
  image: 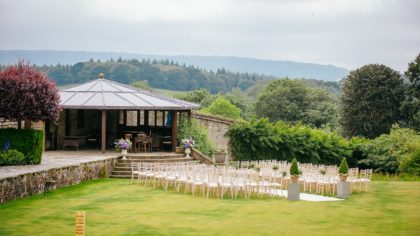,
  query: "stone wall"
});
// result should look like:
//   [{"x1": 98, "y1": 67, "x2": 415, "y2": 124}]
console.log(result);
[
  {"x1": 192, "y1": 112, "x2": 234, "y2": 160},
  {"x1": 0, "y1": 157, "x2": 117, "y2": 204},
  {"x1": 0, "y1": 119, "x2": 19, "y2": 129}
]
